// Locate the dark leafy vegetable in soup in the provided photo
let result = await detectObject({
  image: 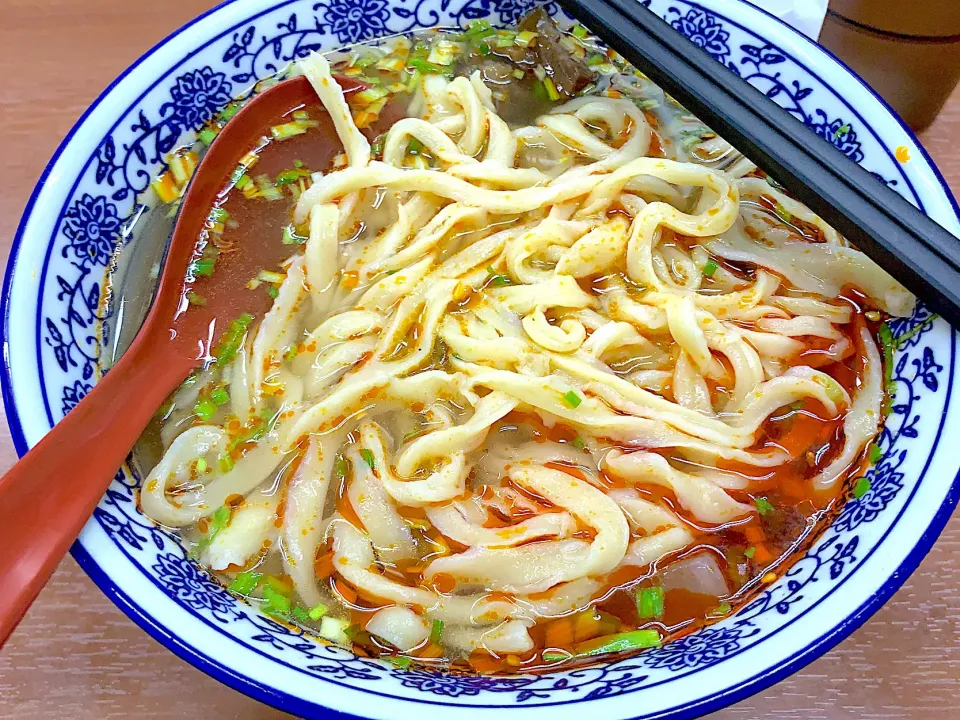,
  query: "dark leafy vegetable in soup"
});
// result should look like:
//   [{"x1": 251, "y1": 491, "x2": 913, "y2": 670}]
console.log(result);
[{"x1": 137, "y1": 12, "x2": 913, "y2": 675}]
